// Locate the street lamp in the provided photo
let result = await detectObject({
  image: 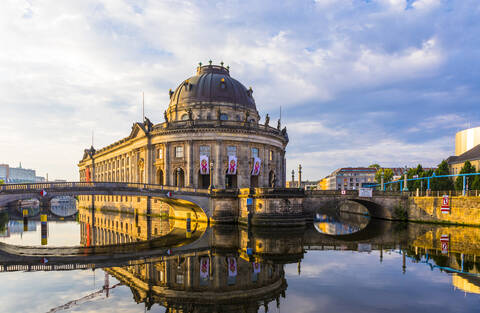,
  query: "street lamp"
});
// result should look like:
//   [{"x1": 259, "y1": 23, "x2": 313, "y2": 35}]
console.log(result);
[{"x1": 403, "y1": 165, "x2": 409, "y2": 192}]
